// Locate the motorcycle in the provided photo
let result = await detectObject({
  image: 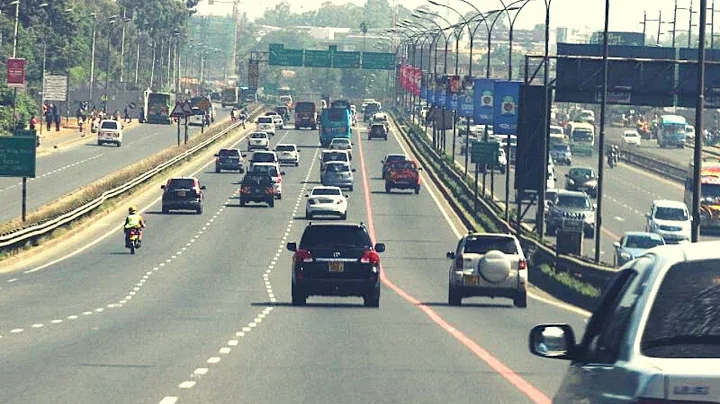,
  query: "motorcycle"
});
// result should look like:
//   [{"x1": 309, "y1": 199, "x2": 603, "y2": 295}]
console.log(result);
[
  {"x1": 607, "y1": 152, "x2": 618, "y2": 168},
  {"x1": 126, "y1": 228, "x2": 142, "y2": 255}
]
